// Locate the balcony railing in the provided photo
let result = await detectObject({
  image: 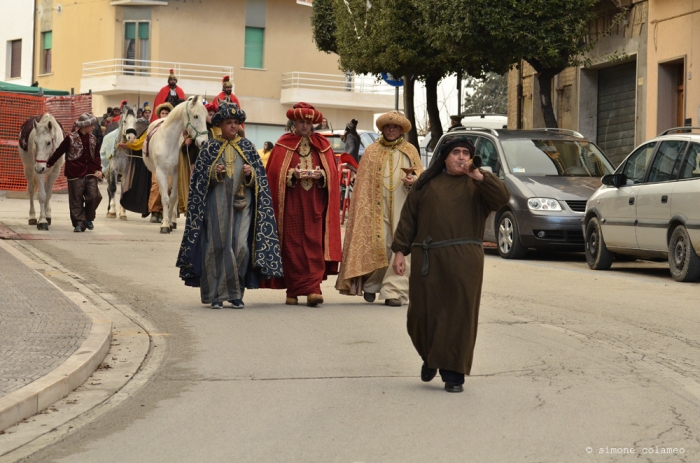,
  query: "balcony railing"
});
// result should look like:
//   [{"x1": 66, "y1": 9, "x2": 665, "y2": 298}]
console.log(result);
[
  {"x1": 281, "y1": 72, "x2": 401, "y2": 95},
  {"x1": 82, "y1": 59, "x2": 233, "y2": 82}
]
